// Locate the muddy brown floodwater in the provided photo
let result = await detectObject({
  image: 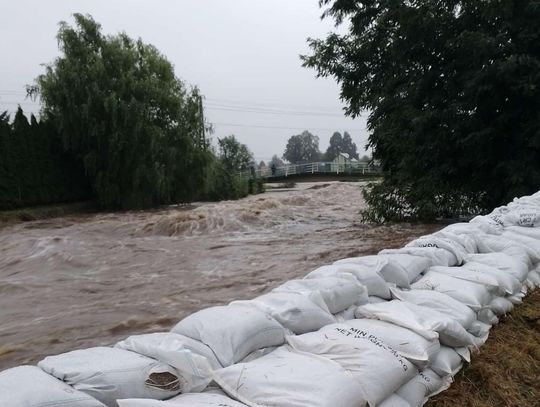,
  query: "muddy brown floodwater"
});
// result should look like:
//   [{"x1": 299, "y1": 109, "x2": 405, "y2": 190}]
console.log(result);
[{"x1": 0, "y1": 182, "x2": 439, "y2": 370}]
